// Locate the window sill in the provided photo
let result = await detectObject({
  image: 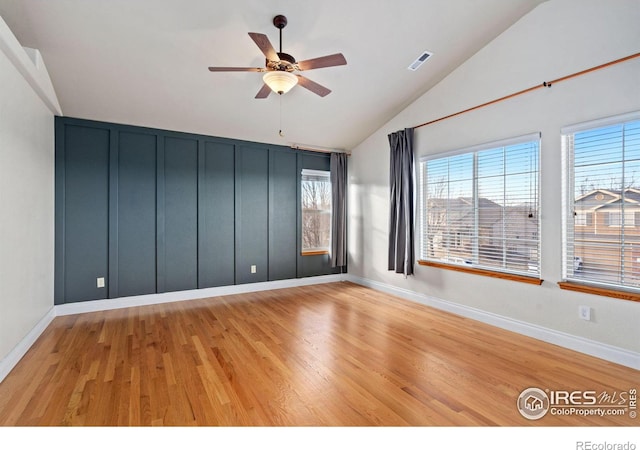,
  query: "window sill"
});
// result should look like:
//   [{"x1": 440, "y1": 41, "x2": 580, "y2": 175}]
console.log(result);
[
  {"x1": 301, "y1": 250, "x2": 329, "y2": 256},
  {"x1": 417, "y1": 260, "x2": 543, "y2": 285},
  {"x1": 557, "y1": 281, "x2": 640, "y2": 302}
]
